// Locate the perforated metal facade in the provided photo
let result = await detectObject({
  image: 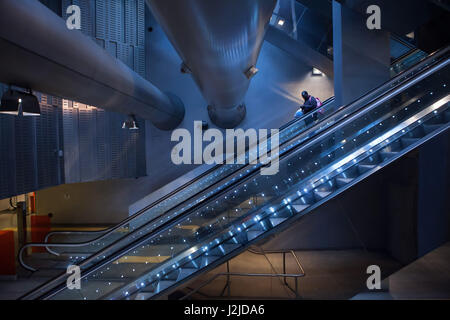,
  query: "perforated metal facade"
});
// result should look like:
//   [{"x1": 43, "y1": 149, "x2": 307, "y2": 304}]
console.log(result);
[{"x1": 0, "y1": 0, "x2": 147, "y2": 199}]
